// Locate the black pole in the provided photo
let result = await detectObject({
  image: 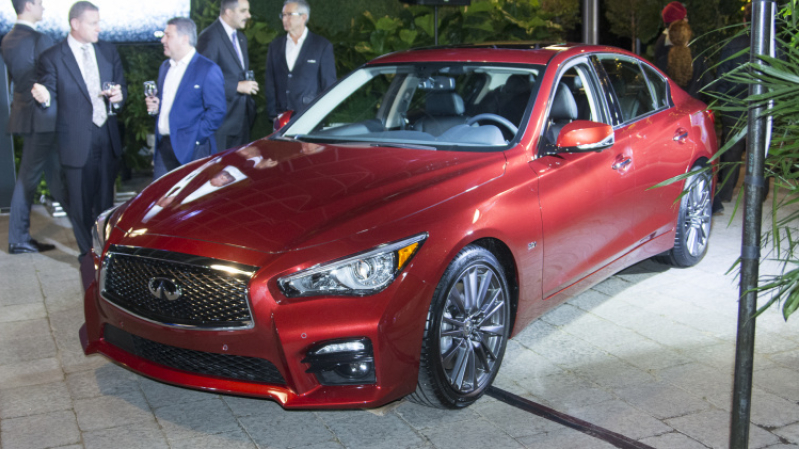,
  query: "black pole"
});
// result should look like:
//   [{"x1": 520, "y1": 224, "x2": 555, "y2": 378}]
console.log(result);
[
  {"x1": 582, "y1": 0, "x2": 598, "y2": 45},
  {"x1": 729, "y1": 1, "x2": 775, "y2": 447}
]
